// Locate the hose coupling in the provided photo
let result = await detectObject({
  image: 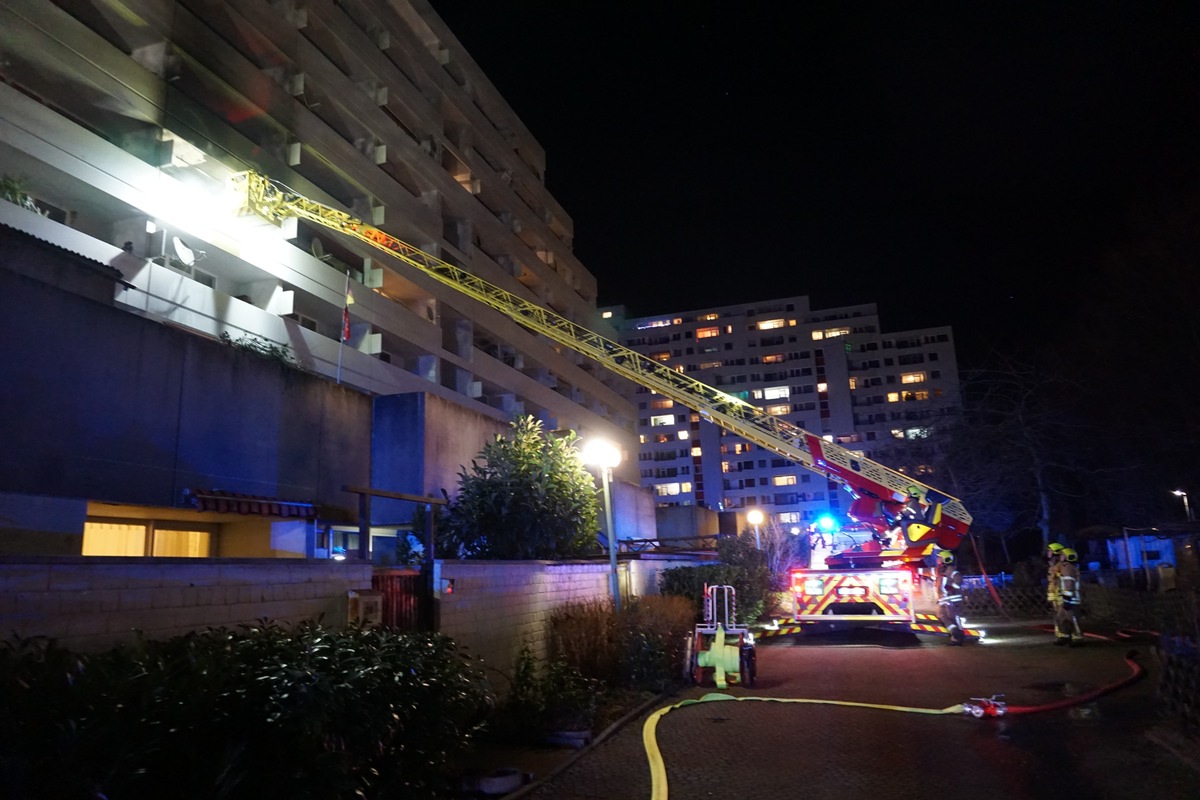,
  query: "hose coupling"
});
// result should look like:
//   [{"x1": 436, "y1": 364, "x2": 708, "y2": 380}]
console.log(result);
[{"x1": 962, "y1": 694, "x2": 1007, "y2": 718}]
